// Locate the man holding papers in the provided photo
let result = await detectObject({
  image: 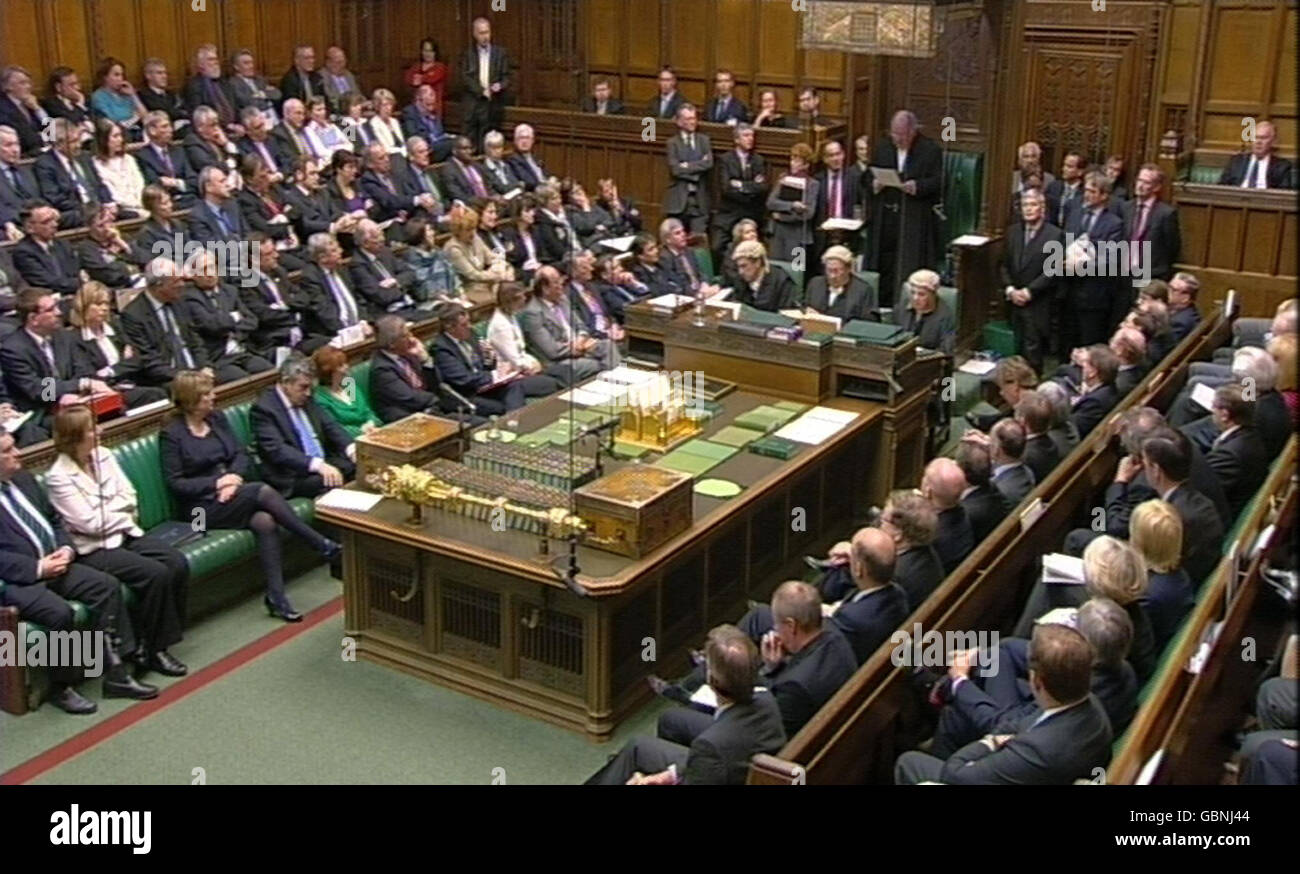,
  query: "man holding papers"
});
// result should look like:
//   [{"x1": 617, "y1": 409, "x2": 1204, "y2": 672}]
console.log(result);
[
  {"x1": 867, "y1": 110, "x2": 943, "y2": 308},
  {"x1": 431, "y1": 305, "x2": 527, "y2": 414}
]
